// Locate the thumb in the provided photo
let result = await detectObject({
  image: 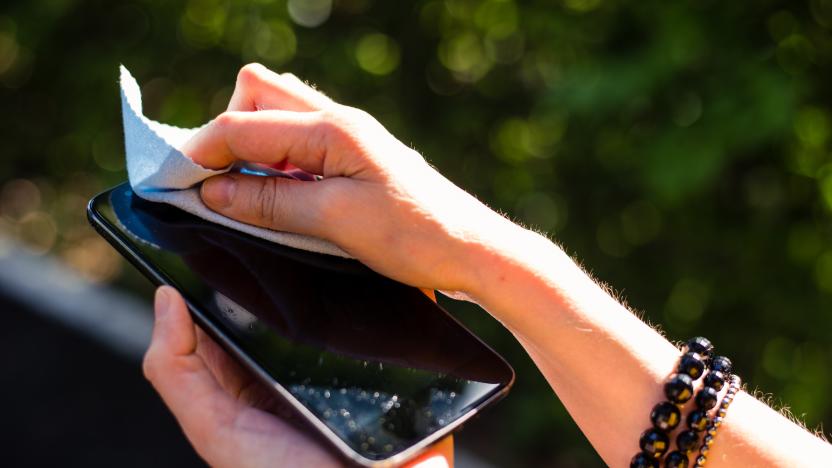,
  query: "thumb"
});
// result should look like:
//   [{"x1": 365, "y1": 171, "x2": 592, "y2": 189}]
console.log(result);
[
  {"x1": 148, "y1": 286, "x2": 196, "y2": 357},
  {"x1": 200, "y1": 173, "x2": 337, "y2": 238}
]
